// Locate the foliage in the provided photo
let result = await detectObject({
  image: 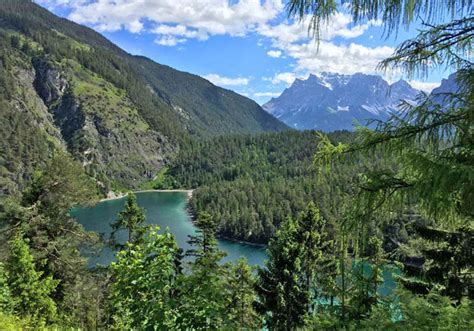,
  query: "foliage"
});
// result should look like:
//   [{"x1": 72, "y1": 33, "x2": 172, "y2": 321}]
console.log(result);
[
  {"x1": 0, "y1": 152, "x2": 104, "y2": 328},
  {"x1": 398, "y1": 224, "x2": 474, "y2": 302},
  {"x1": 176, "y1": 212, "x2": 229, "y2": 329},
  {"x1": 349, "y1": 237, "x2": 385, "y2": 320},
  {"x1": 288, "y1": 1, "x2": 473, "y2": 329},
  {"x1": 6, "y1": 233, "x2": 58, "y2": 324},
  {"x1": 225, "y1": 258, "x2": 262, "y2": 329},
  {"x1": 0, "y1": 262, "x2": 13, "y2": 313},
  {"x1": 22, "y1": 151, "x2": 98, "y2": 218},
  {"x1": 110, "y1": 192, "x2": 147, "y2": 246},
  {"x1": 108, "y1": 227, "x2": 179, "y2": 329},
  {"x1": 255, "y1": 215, "x2": 310, "y2": 330},
  {"x1": 354, "y1": 290, "x2": 474, "y2": 330}
]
